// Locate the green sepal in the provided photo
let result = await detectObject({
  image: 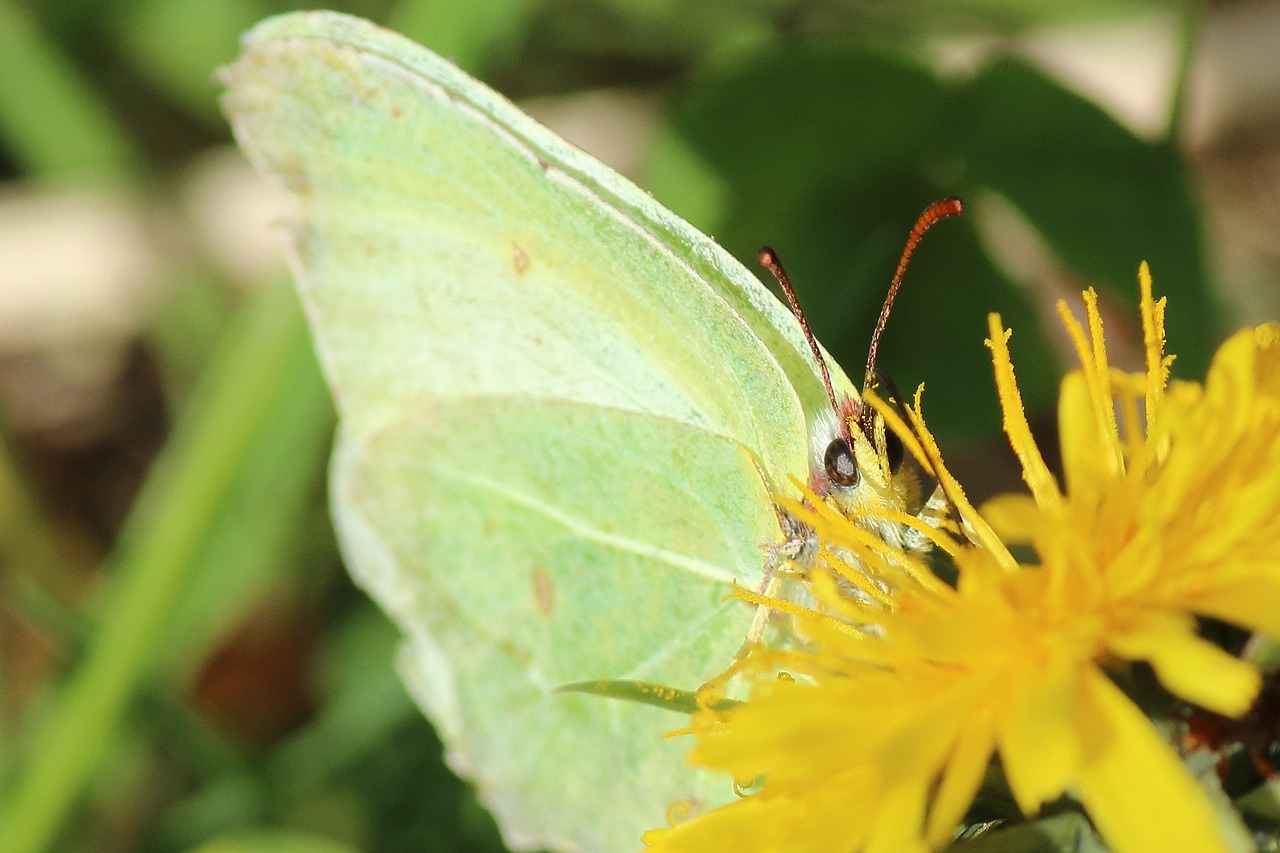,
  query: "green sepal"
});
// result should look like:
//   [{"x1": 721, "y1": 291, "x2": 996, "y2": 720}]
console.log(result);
[{"x1": 557, "y1": 679, "x2": 742, "y2": 715}]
